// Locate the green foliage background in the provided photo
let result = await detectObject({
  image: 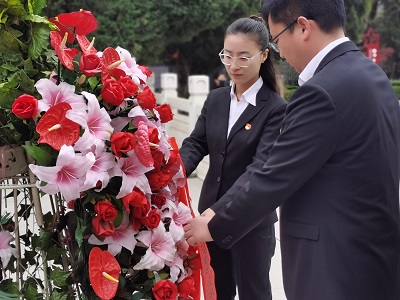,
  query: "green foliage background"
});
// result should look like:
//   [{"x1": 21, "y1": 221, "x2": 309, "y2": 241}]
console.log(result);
[{"x1": 40, "y1": 0, "x2": 400, "y2": 89}]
